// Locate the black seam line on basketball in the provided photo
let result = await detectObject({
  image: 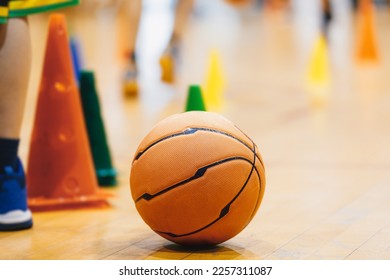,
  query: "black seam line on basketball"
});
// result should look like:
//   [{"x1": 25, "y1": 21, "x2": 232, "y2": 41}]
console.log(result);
[
  {"x1": 234, "y1": 124, "x2": 265, "y2": 170},
  {"x1": 135, "y1": 156, "x2": 255, "y2": 203},
  {"x1": 155, "y1": 145, "x2": 258, "y2": 238},
  {"x1": 234, "y1": 124, "x2": 254, "y2": 146},
  {"x1": 133, "y1": 127, "x2": 263, "y2": 166},
  {"x1": 246, "y1": 141, "x2": 263, "y2": 225},
  {"x1": 248, "y1": 167, "x2": 263, "y2": 224}
]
